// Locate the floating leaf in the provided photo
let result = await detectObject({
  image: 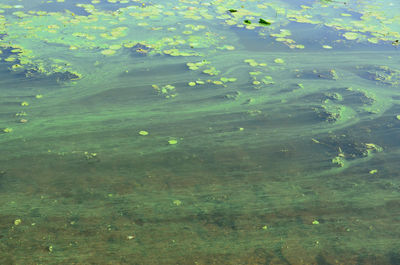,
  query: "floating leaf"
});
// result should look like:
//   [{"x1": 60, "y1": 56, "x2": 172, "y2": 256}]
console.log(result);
[
  {"x1": 139, "y1": 130, "x2": 149, "y2": 136},
  {"x1": 168, "y1": 139, "x2": 178, "y2": 145},
  {"x1": 259, "y1": 18, "x2": 271, "y2": 26},
  {"x1": 343, "y1": 32, "x2": 359, "y2": 40}
]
